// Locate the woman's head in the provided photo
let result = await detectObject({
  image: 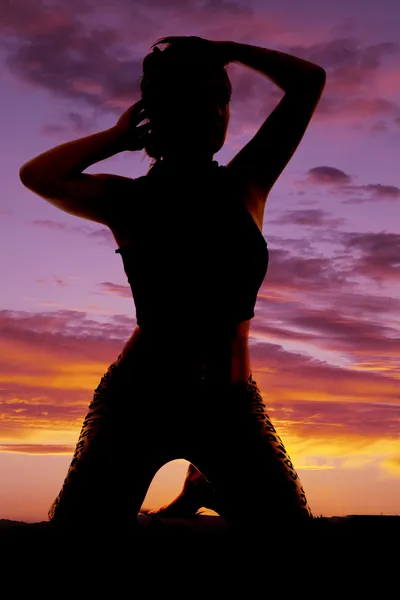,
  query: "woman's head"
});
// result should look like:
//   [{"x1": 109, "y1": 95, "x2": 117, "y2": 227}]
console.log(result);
[{"x1": 138, "y1": 38, "x2": 232, "y2": 163}]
